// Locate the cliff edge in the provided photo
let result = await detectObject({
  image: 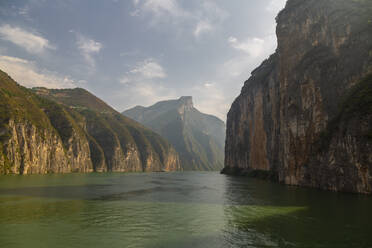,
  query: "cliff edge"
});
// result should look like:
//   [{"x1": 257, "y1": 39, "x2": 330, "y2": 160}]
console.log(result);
[{"x1": 223, "y1": 0, "x2": 372, "y2": 194}]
